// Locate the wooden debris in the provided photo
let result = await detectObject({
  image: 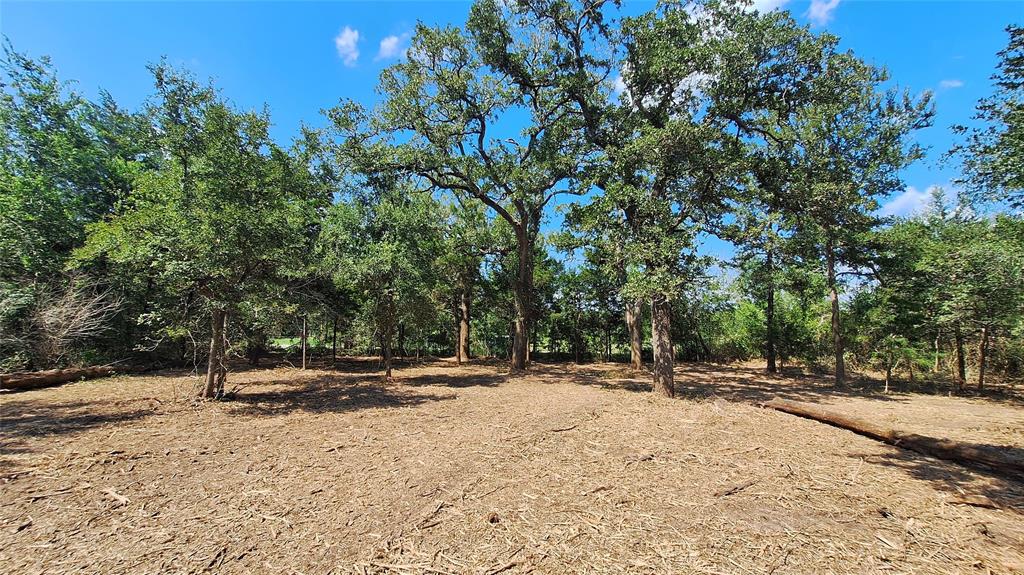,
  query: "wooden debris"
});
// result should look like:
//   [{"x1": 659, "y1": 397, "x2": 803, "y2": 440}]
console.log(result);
[
  {"x1": 714, "y1": 479, "x2": 758, "y2": 497},
  {"x1": 1, "y1": 365, "x2": 126, "y2": 391},
  {"x1": 2, "y1": 361, "x2": 1022, "y2": 574},
  {"x1": 101, "y1": 487, "x2": 130, "y2": 507}
]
